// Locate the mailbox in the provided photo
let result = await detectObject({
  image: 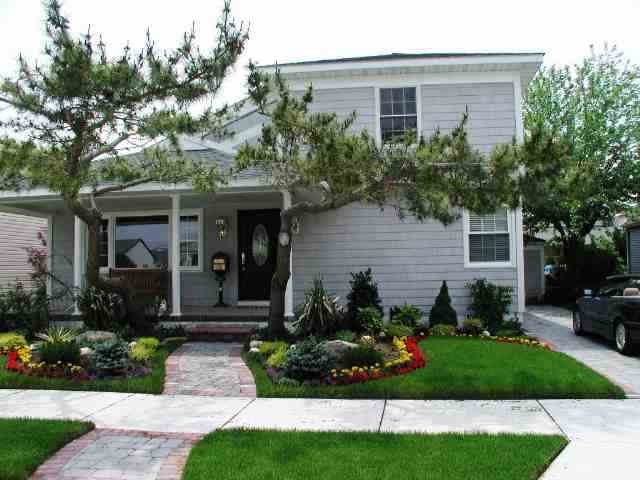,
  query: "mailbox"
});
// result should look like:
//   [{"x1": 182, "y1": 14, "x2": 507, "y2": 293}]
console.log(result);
[
  {"x1": 211, "y1": 252, "x2": 230, "y2": 307},
  {"x1": 211, "y1": 252, "x2": 230, "y2": 276}
]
